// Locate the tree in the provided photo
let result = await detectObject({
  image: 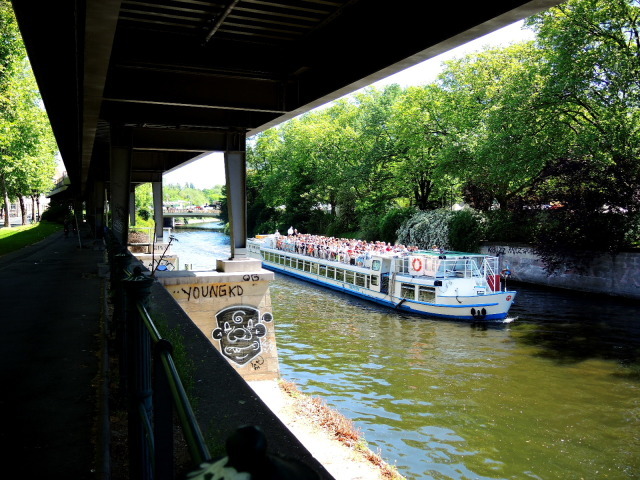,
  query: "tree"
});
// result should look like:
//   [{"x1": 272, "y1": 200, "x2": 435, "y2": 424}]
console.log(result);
[
  {"x1": 1, "y1": 1, "x2": 57, "y2": 226},
  {"x1": 526, "y1": 0, "x2": 640, "y2": 269},
  {"x1": 436, "y1": 42, "x2": 565, "y2": 210},
  {"x1": 0, "y1": 0, "x2": 26, "y2": 226},
  {"x1": 389, "y1": 84, "x2": 453, "y2": 209}
]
